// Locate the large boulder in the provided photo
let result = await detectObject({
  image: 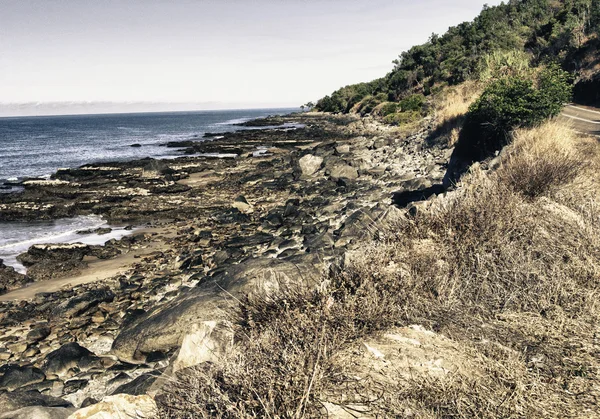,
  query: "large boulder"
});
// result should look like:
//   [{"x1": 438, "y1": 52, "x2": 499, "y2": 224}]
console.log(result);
[
  {"x1": 66, "y1": 394, "x2": 156, "y2": 419},
  {"x1": 0, "y1": 365, "x2": 45, "y2": 391},
  {"x1": 0, "y1": 406, "x2": 76, "y2": 419},
  {"x1": 0, "y1": 391, "x2": 72, "y2": 413},
  {"x1": 111, "y1": 254, "x2": 326, "y2": 362},
  {"x1": 43, "y1": 343, "x2": 102, "y2": 377},
  {"x1": 298, "y1": 154, "x2": 324, "y2": 176},
  {"x1": 171, "y1": 320, "x2": 233, "y2": 373}
]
